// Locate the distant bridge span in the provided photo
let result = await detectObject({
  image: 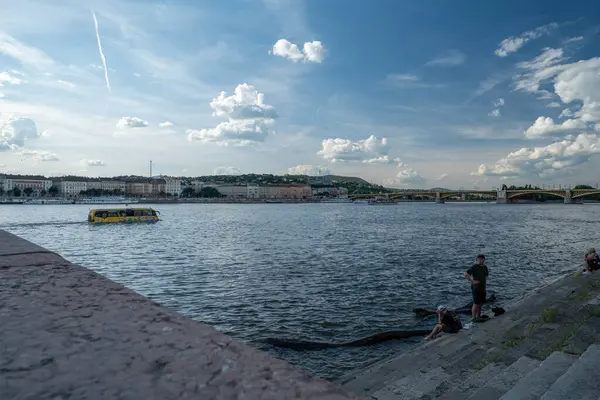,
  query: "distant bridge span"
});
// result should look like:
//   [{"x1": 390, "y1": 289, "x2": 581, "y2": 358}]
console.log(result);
[{"x1": 348, "y1": 189, "x2": 600, "y2": 204}]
